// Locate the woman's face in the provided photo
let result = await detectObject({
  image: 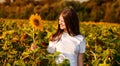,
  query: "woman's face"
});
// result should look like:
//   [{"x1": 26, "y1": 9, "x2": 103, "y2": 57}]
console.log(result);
[{"x1": 59, "y1": 15, "x2": 66, "y2": 30}]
